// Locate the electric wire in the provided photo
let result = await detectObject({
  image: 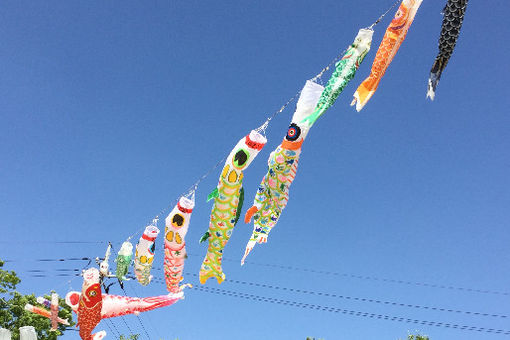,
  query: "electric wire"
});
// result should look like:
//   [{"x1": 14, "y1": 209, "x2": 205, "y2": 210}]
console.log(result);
[
  {"x1": 109, "y1": 243, "x2": 142, "y2": 334},
  {"x1": 17, "y1": 269, "x2": 510, "y2": 336},
  {"x1": 117, "y1": 309, "x2": 134, "y2": 336},
  {"x1": 182, "y1": 272, "x2": 508, "y2": 319},
  {"x1": 123, "y1": 284, "x2": 153, "y2": 340},
  {"x1": 220, "y1": 255, "x2": 510, "y2": 297},
  {"x1": 106, "y1": 318, "x2": 121, "y2": 339},
  {"x1": 14, "y1": 254, "x2": 510, "y2": 297},
  {"x1": 103, "y1": 320, "x2": 117, "y2": 339},
  {"x1": 190, "y1": 285, "x2": 510, "y2": 336},
  {"x1": 146, "y1": 271, "x2": 510, "y2": 320}
]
